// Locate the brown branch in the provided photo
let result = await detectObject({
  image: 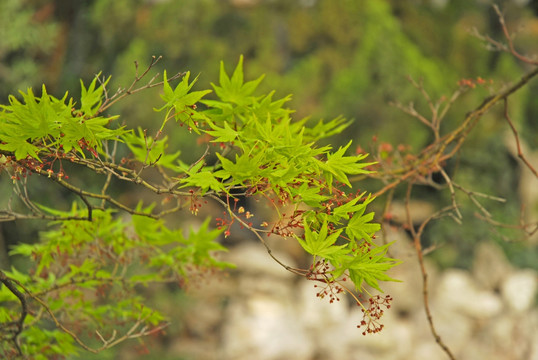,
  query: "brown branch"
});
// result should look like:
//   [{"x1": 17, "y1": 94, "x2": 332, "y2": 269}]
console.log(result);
[
  {"x1": 471, "y1": 5, "x2": 538, "y2": 65},
  {"x1": 373, "y1": 54, "x2": 538, "y2": 360},
  {"x1": 0, "y1": 270, "x2": 27, "y2": 357},
  {"x1": 95, "y1": 56, "x2": 185, "y2": 116},
  {"x1": 390, "y1": 101, "x2": 434, "y2": 132},
  {"x1": 452, "y1": 182, "x2": 506, "y2": 219},
  {"x1": 492, "y1": 5, "x2": 538, "y2": 65},
  {"x1": 369, "y1": 65, "x2": 538, "y2": 199},
  {"x1": 0, "y1": 211, "x2": 89, "y2": 222},
  {"x1": 2, "y1": 272, "x2": 169, "y2": 355},
  {"x1": 208, "y1": 194, "x2": 305, "y2": 277},
  {"x1": 432, "y1": 67, "x2": 538, "y2": 166},
  {"x1": 404, "y1": 184, "x2": 457, "y2": 360},
  {"x1": 1, "y1": 148, "x2": 217, "y2": 222},
  {"x1": 474, "y1": 212, "x2": 538, "y2": 237},
  {"x1": 372, "y1": 44, "x2": 538, "y2": 360},
  {"x1": 99, "y1": 140, "x2": 120, "y2": 208},
  {"x1": 503, "y1": 99, "x2": 538, "y2": 178},
  {"x1": 25, "y1": 166, "x2": 161, "y2": 219},
  {"x1": 390, "y1": 77, "x2": 465, "y2": 143},
  {"x1": 374, "y1": 66, "x2": 538, "y2": 360},
  {"x1": 438, "y1": 167, "x2": 462, "y2": 220}
]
